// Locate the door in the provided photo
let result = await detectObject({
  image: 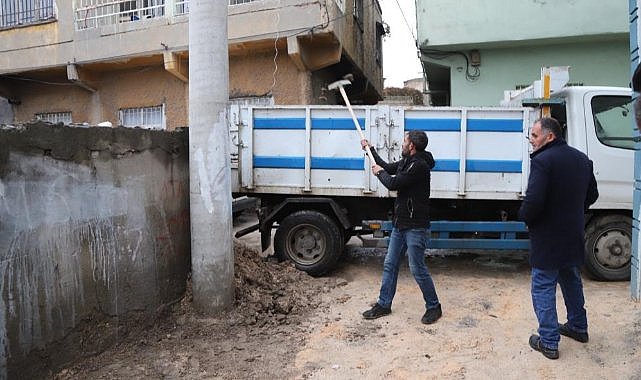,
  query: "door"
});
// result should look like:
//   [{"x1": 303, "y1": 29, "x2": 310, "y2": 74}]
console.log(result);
[{"x1": 584, "y1": 90, "x2": 635, "y2": 209}]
